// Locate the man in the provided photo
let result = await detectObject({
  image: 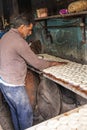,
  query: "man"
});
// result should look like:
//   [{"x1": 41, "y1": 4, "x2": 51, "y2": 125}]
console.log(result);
[{"x1": 0, "y1": 14, "x2": 65, "y2": 130}]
